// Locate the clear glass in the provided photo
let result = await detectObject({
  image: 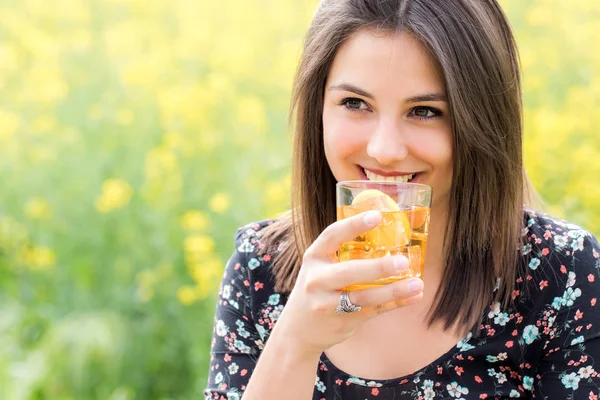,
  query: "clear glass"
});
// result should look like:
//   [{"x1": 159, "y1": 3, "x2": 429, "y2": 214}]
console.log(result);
[{"x1": 336, "y1": 180, "x2": 432, "y2": 291}]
